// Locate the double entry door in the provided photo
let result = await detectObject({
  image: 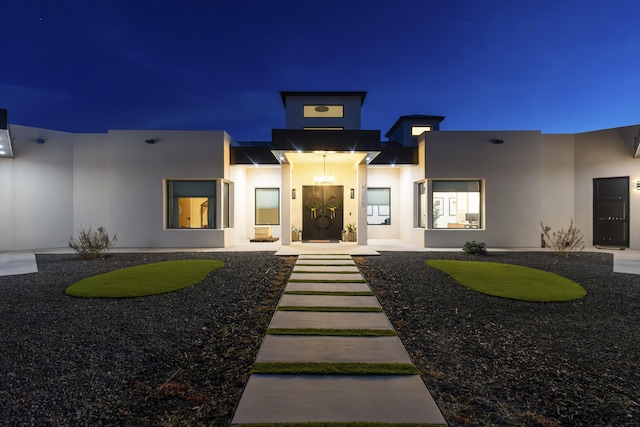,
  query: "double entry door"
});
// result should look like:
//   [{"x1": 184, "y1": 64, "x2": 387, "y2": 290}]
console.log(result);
[{"x1": 302, "y1": 186, "x2": 343, "y2": 241}]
